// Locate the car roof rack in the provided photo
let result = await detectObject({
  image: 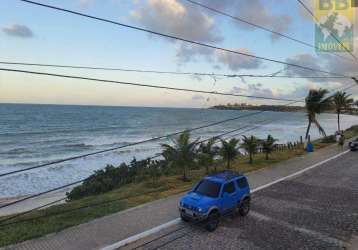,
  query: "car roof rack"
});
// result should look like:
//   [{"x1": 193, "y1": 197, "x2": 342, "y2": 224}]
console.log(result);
[{"x1": 209, "y1": 170, "x2": 243, "y2": 181}]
